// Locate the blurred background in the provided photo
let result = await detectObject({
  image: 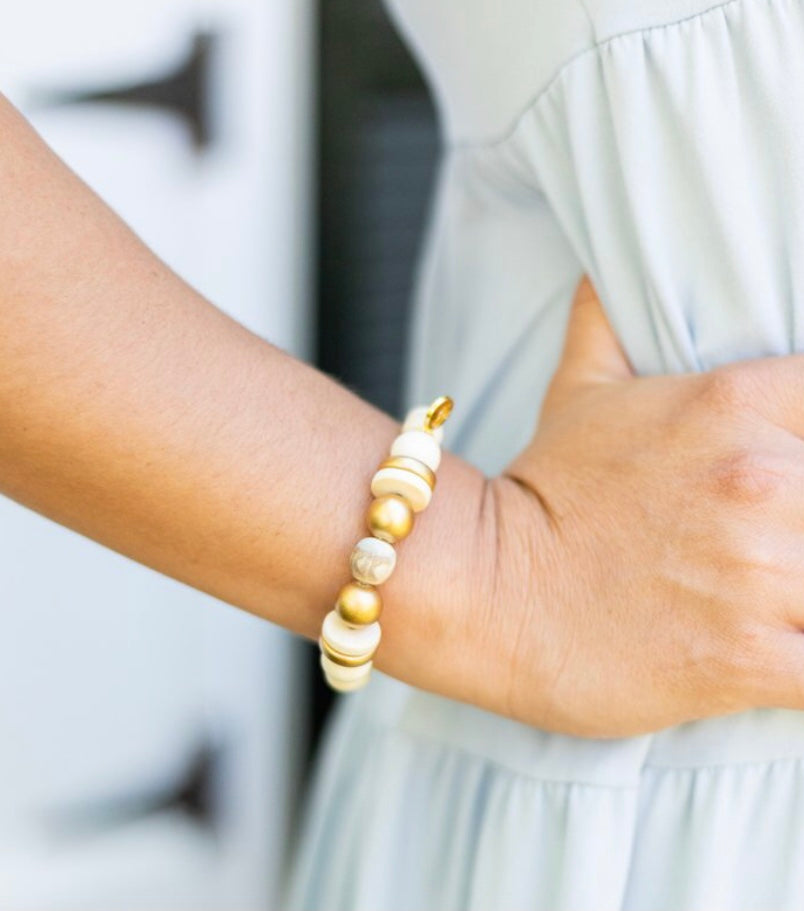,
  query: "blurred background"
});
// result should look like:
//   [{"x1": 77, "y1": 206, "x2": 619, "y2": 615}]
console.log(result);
[{"x1": 0, "y1": 0, "x2": 436, "y2": 907}]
